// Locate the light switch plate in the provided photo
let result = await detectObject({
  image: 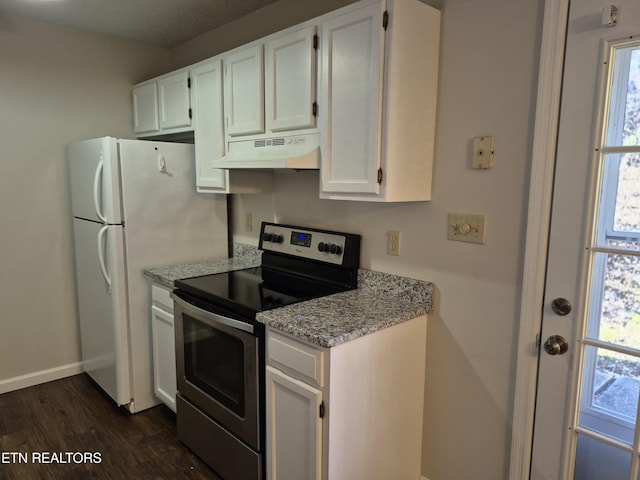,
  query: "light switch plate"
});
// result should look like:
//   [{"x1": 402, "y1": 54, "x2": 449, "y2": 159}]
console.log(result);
[
  {"x1": 472, "y1": 136, "x2": 494, "y2": 169},
  {"x1": 447, "y1": 213, "x2": 487, "y2": 244}
]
